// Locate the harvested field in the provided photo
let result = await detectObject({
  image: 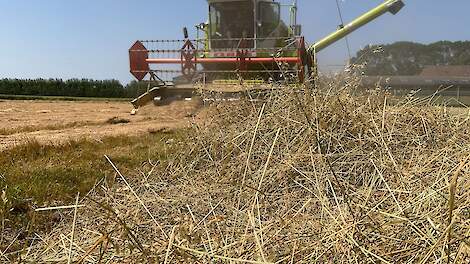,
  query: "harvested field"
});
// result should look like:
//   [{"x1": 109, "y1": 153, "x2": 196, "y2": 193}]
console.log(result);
[
  {"x1": 16, "y1": 78, "x2": 470, "y2": 263},
  {"x1": 0, "y1": 100, "x2": 200, "y2": 151}
]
